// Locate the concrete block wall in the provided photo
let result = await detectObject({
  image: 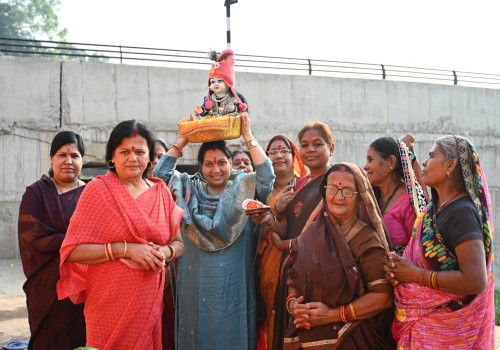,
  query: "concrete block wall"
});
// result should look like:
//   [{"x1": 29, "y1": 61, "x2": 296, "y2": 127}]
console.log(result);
[{"x1": 1, "y1": 56, "x2": 499, "y2": 283}]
